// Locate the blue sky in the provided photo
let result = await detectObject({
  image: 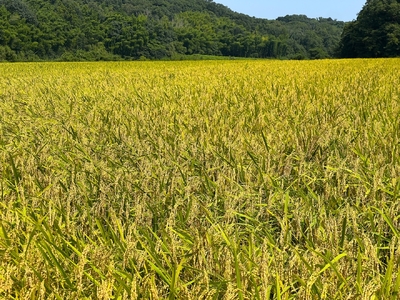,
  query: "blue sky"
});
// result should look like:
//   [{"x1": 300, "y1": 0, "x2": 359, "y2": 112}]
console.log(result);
[{"x1": 213, "y1": 0, "x2": 367, "y2": 22}]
